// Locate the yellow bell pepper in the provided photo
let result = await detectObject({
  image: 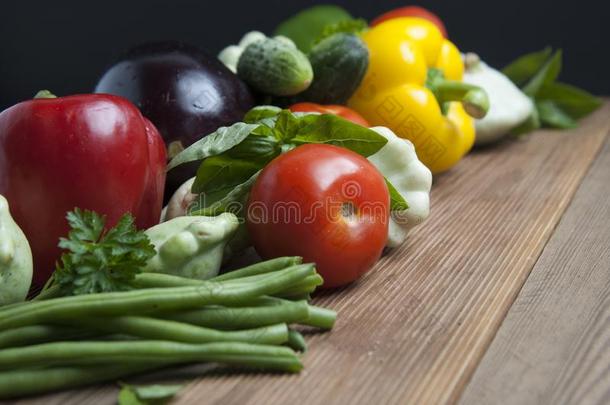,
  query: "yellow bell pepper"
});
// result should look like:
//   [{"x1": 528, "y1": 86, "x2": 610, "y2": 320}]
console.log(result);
[{"x1": 348, "y1": 17, "x2": 489, "y2": 173}]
